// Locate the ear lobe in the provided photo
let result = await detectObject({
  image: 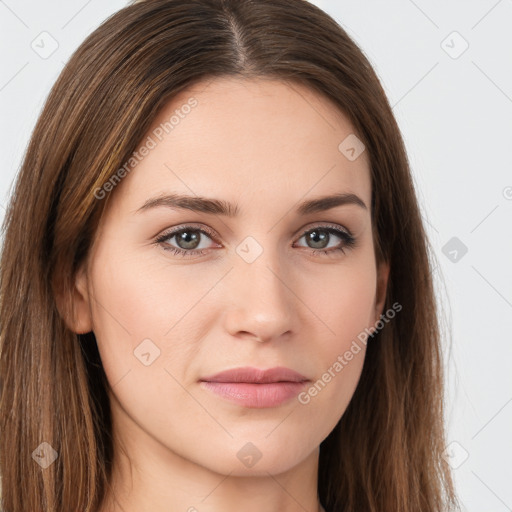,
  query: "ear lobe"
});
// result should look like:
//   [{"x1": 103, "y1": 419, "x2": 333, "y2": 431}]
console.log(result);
[
  {"x1": 374, "y1": 260, "x2": 390, "y2": 322},
  {"x1": 55, "y1": 266, "x2": 93, "y2": 335}
]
